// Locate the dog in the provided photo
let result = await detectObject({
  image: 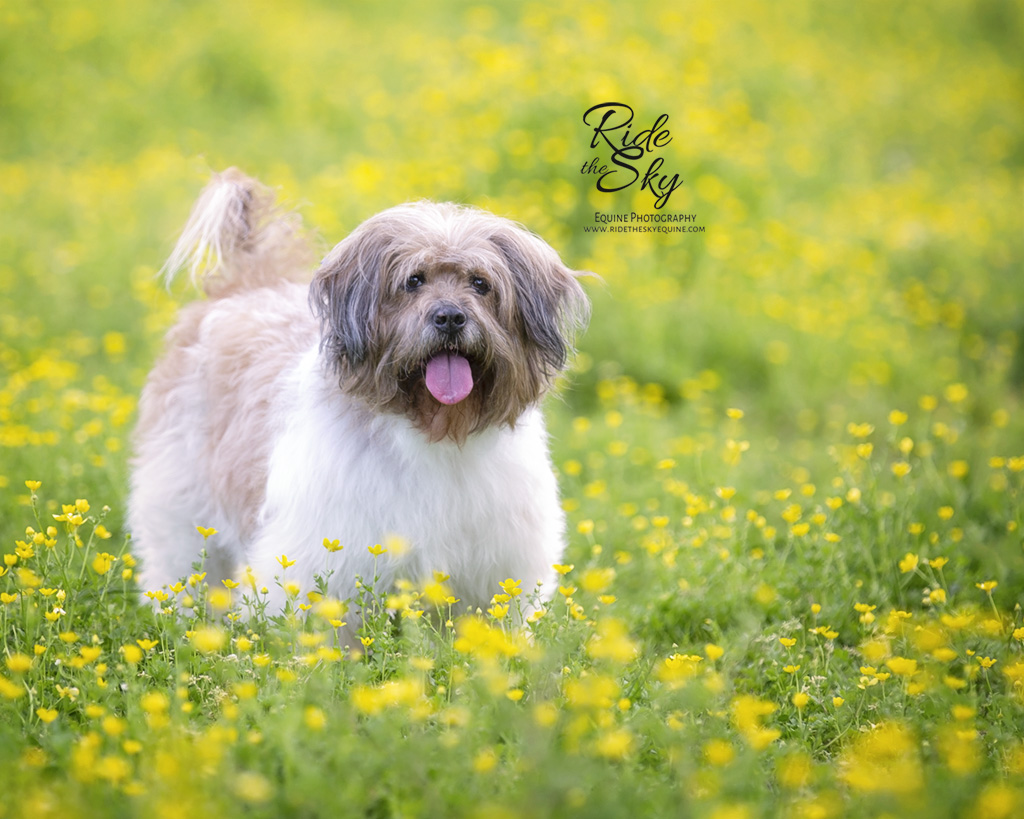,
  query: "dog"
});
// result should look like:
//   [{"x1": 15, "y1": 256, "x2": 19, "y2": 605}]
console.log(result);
[{"x1": 128, "y1": 170, "x2": 589, "y2": 636}]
